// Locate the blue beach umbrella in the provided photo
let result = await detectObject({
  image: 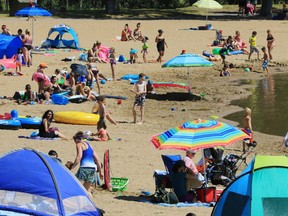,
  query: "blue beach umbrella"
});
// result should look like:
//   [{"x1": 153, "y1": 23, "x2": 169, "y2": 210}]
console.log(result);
[
  {"x1": 15, "y1": 6, "x2": 52, "y2": 44},
  {"x1": 162, "y1": 53, "x2": 213, "y2": 92}
]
